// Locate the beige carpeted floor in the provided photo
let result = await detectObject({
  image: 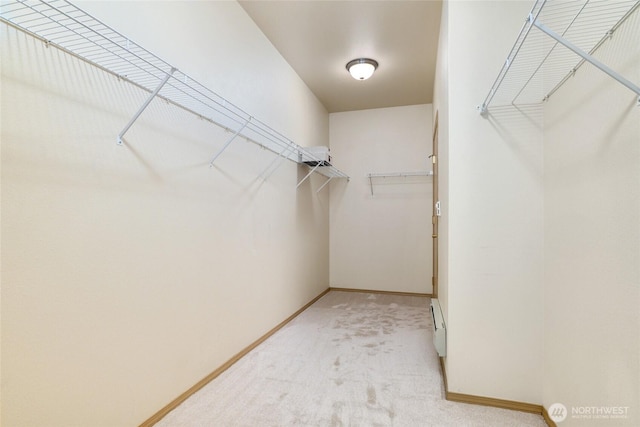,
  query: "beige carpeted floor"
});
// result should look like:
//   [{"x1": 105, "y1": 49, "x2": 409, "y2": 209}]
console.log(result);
[{"x1": 156, "y1": 291, "x2": 547, "y2": 426}]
